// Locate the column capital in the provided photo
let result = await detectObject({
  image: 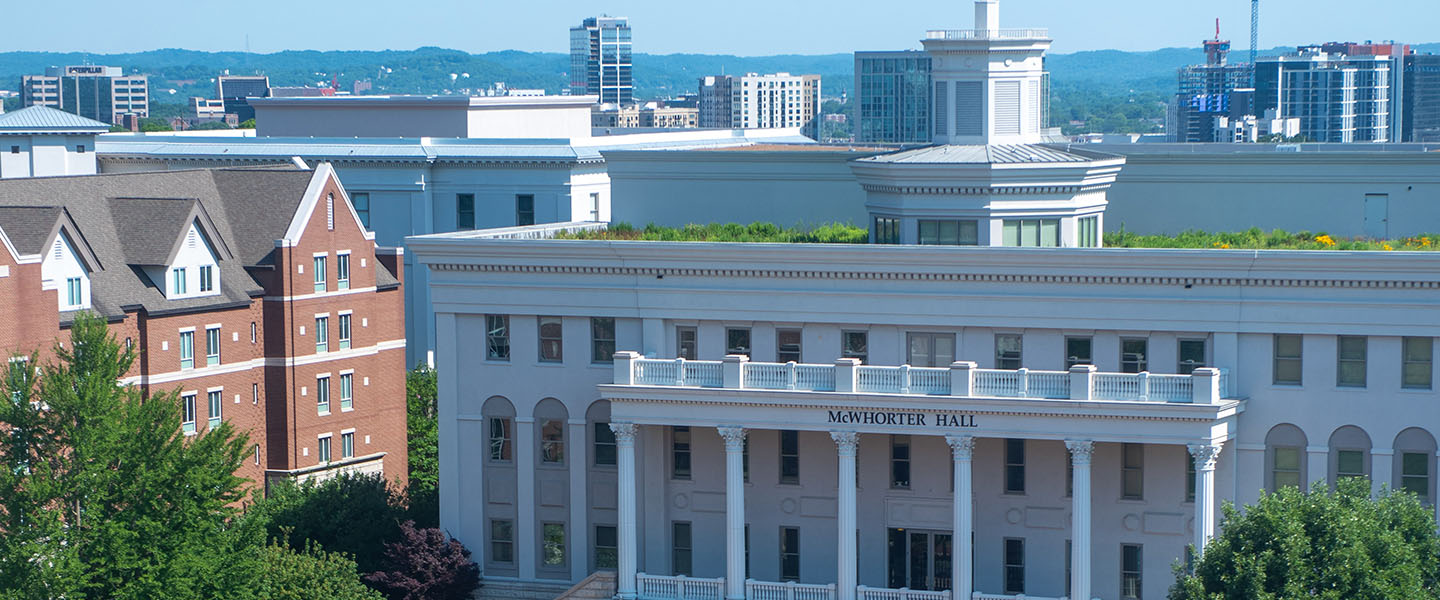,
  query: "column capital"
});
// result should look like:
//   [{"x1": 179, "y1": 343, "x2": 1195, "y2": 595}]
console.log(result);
[
  {"x1": 1188, "y1": 442, "x2": 1222, "y2": 471},
  {"x1": 610, "y1": 422, "x2": 638, "y2": 445},
  {"x1": 831, "y1": 431, "x2": 860, "y2": 456},
  {"x1": 718, "y1": 426, "x2": 748, "y2": 451},
  {"x1": 945, "y1": 435, "x2": 976, "y2": 461},
  {"x1": 1066, "y1": 439, "x2": 1095, "y2": 465}
]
